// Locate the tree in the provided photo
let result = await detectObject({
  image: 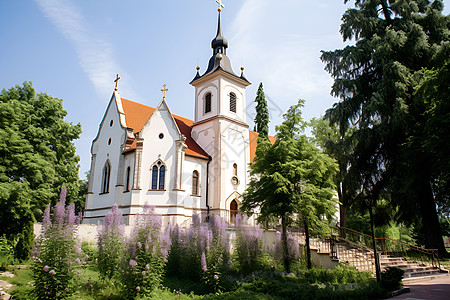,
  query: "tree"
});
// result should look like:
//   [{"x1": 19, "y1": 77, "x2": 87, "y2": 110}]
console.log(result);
[
  {"x1": 0, "y1": 82, "x2": 82, "y2": 239},
  {"x1": 242, "y1": 100, "x2": 337, "y2": 271},
  {"x1": 321, "y1": 0, "x2": 449, "y2": 255},
  {"x1": 253, "y1": 82, "x2": 269, "y2": 139},
  {"x1": 310, "y1": 117, "x2": 355, "y2": 229}
]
